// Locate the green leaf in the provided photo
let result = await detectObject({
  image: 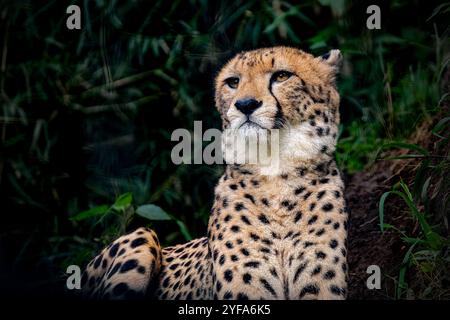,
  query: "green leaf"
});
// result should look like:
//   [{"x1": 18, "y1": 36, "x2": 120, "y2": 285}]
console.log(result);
[
  {"x1": 419, "y1": 261, "x2": 433, "y2": 273},
  {"x1": 136, "y1": 204, "x2": 192, "y2": 240},
  {"x1": 397, "y1": 241, "x2": 419, "y2": 299},
  {"x1": 382, "y1": 223, "x2": 396, "y2": 231},
  {"x1": 379, "y1": 191, "x2": 391, "y2": 232},
  {"x1": 432, "y1": 116, "x2": 450, "y2": 138},
  {"x1": 175, "y1": 219, "x2": 192, "y2": 241},
  {"x1": 379, "y1": 183, "x2": 443, "y2": 250},
  {"x1": 112, "y1": 192, "x2": 133, "y2": 211},
  {"x1": 136, "y1": 204, "x2": 171, "y2": 220},
  {"x1": 401, "y1": 236, "x2": 425, "y2": 245},
  {"x1": 310, "y1": 41, "x2": 327, "y2": 50},
  {"x1": 376, "y1": 142, "x2": 429, "y2": 160},
  {"x1": 427, "y1": 3, "x2": 450, "y2": 21},
  {"x1": 70, "y1": 205, "x2": 109, "y2": 221}
]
